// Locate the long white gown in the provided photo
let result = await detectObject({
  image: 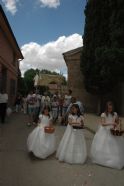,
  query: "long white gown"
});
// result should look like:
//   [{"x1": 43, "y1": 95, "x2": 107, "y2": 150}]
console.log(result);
[
  {"x1": 91, "y1": 112, "x2": 124, "y2": 169},
  {"x1": 27, "y1": 114, "x2": 56, "y2": 159},
  {"x1": 56, "y1": 114, "x2": 87, "y2": 164}
]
